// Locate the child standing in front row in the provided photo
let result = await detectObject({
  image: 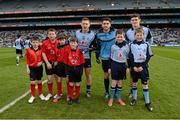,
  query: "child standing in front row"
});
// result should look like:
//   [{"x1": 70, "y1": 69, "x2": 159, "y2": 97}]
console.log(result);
[
  {"x1": 26, "y1": 36, "x2": 45, "y2": 103},
  {"x1": 108, "y1": 29, "x2": 129, "y2": 107},
  {"x1": 64, "y1": 37, "x2": 84, "y2": 105},
  {"x1": 129, "y1": 28, "x2": 153, "y2": 112}
]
